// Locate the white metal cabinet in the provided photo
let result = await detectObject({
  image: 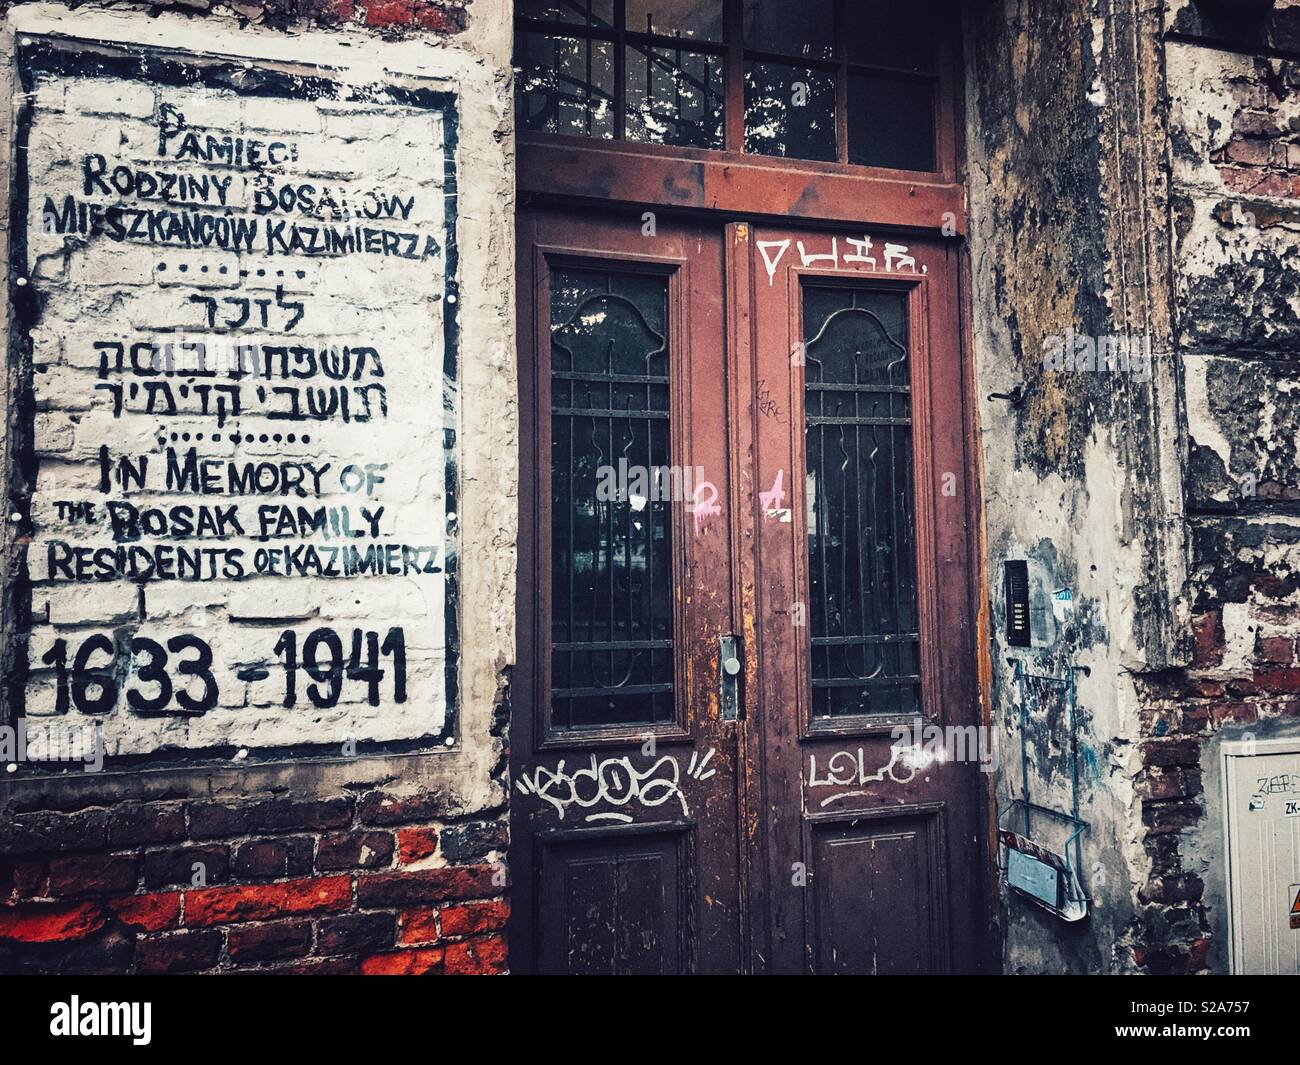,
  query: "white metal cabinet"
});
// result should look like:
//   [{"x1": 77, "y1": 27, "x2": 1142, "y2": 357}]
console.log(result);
[{"x1": 1223, "y1": 738, "x2": 1300, "y2": 974}]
